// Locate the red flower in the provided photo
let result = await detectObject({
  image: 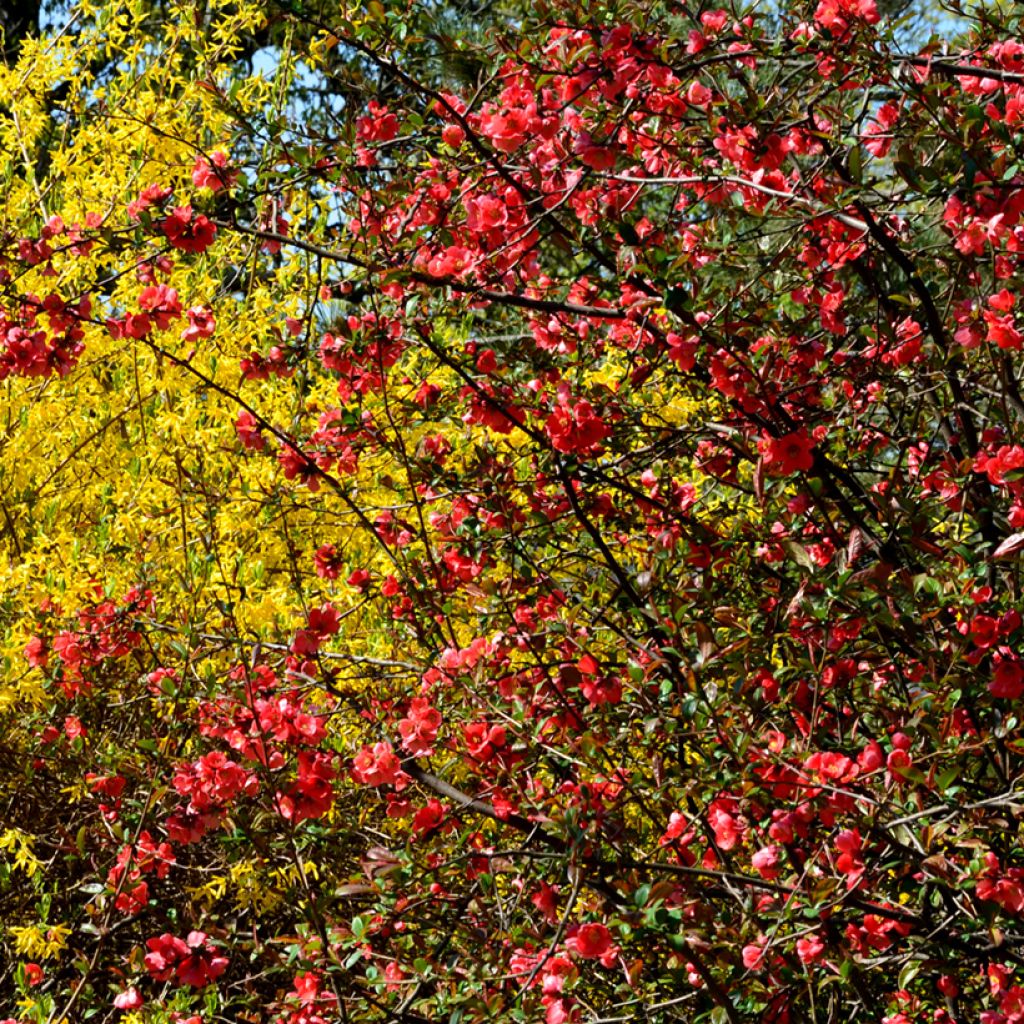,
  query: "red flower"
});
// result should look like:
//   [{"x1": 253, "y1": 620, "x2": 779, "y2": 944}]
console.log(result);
[
  {"x1": 465, "y1": 196, "x2": 508, "y2": 233},
  {"x1": 475, "y1": 347, "x2": 498, "y2": 372},
  {"x1": 347, "y1": 568, "x2": 372, "y2": 590},
  {"x1": 87, "y1": 773, "x2": 127, "y2": 798},
  {"x1": 886, "y1": 748, "x2": 912, "y2": 780},
  {"x1": 412, "y1": 798, "x2": 447, "y2": 837},
  {"x1": 751, "y1": 844, "x2": 783, "y2": 880},
  {"x1": 479, "y1": 106, "x2": 534, "y2": 153},
  {"x1": 398, "y1": 697, "x2": 442, "y2": 757},
  {"x1": 977, "y1": 854, "x2": 1024, "y2": 914},
  {"x1": 235, "y1": 410, "x2": 265, "y2": 451},
  {"x1": 708, "y1": 805, "x2": 741, "y2": 851},
  {"x1": 113, "y1": 986, "x2": 143, "y2": 1010},
  {"x1": 985, "y1": 309, "x2": 1023, "y2": 350},
  {"x1": 580, "y1": 672, "x2": 622, "y2": 707},
  {"x1": 441, "y1": 123, "x2": 465, "y2": 147},
  {"x1": 567, "y1": 922, "x2": 618, "y2": 965},
  {"x1": 545, "y1": 391, "x2": 610, "y2": 456},
  {"x1": 864, "y1": 102, "x2": 899, "y2": 157},
  {"x1": 835, "y1": 828, "x2": 865, "y2": 880},
  {"x1": 858, "y1": 740, "x2": 884, "y2": 772},
  {"x1": 181, "y1": 306, "x2": 215, "y2": 343},
  {"x1": 278, "y1": 444, "x2": 320, "y2": 491},
  {"x1": 144, "y1": 932, "x2": 189, "y2": 980},
  {"x1": 742, "y1": 942, "x2": 766, "y2": 970},
  {"x1": 351, "y1": 741, "x2": 407, "y2": 788},
  {"x1": 173, "y1": 751, "x2": 258, "y2": 812},
  {"x1": 307, "y1": 603, "x2": 341, "y2": 637},
  {"x1": 138, "y1": 284, "x2": 181, "y2": 330},
  {"x1": 796, "y1": 933, "x2": 825, "y2": 965},
  {"x1": 313, "y1": 543, "x2": 343, "y2": 579},
  {"x1": 176, "y1": 931, "x2": 229, "y2": 987},
  {"x1": 814, "y1": 0, "x2": 878, "y2": 37},
  {"x1": 760, "y1": 429, "x2": 815, "y2": 477},
  {"x1": 162, "y1": 205, "x2": 217, "y2": 253},
  {"x1": 23, "y1": 636, "x2": 47, "y2": 668},
  {"x1": 144, "y1": 931, "x2": 227, "y2": 987},
  {"x1": 191, "y1": 150, "x2": 237, "y2": 192},
  {"x1": 127, "y1": 182, "x2": 172, "y2": 220},
  {"x1": 277, "y1": 751, "x2": 336, "y2": 822},
  {"x1": 531, "y1": 881, "x2": 560, "y2": 924},
  {"x1": 114, "y1": 879, "x2": 149, "y2": 915},
  {"x1": 991, "y1": 655, "x2": 1024, "y2": 698},
  {"x1": 356, "y1": 100, "x2": 399, "y2": 142},
  {"x1": 574, "y1": 132, "x2": 619, "y2": 171},
  {"x1": 426, "y1": 244, "x2": 476, "y2": 279}
]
